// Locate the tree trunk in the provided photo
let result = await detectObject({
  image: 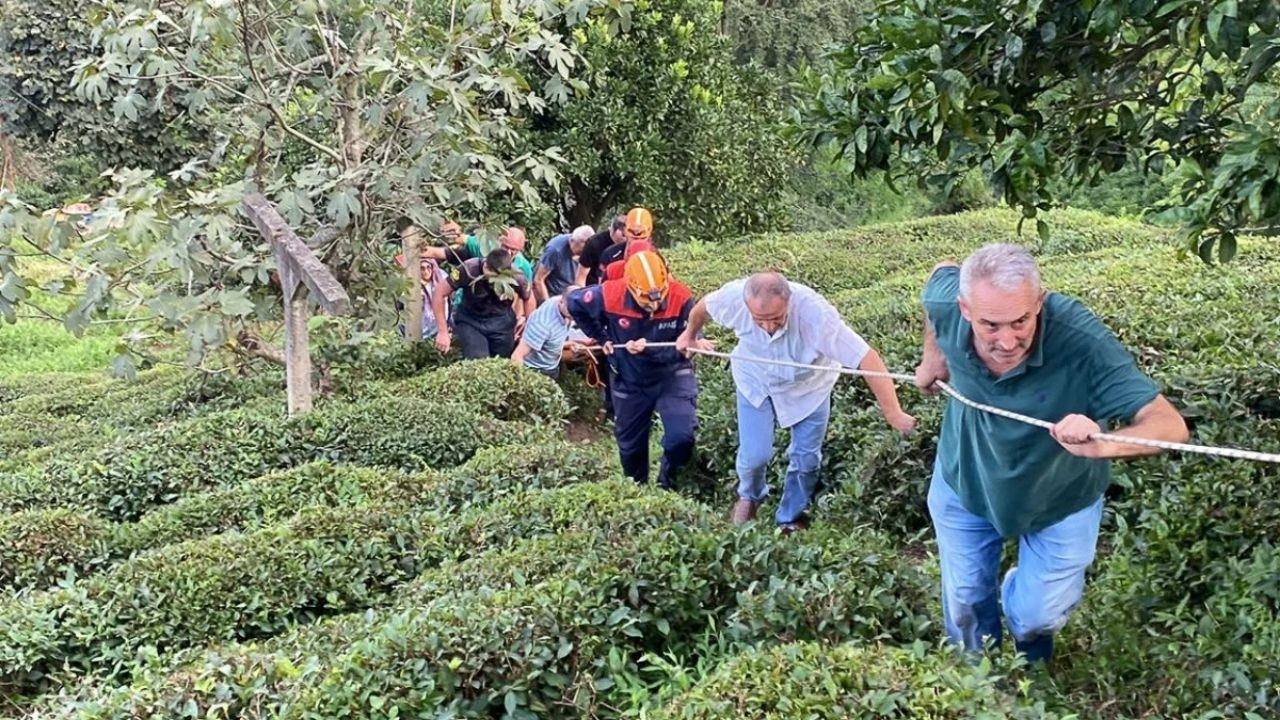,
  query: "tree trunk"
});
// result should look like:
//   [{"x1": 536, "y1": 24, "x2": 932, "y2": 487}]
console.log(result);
[
  {"x1": 563, "y1": 174, "x2": 626, "y2": 228},
  {"x1": 0, "y1": 134, "x2": 14, "y2": 192},
  {"x1": 400, "y1": 225, "x2": 424, "y2": 345}
]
